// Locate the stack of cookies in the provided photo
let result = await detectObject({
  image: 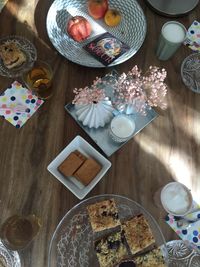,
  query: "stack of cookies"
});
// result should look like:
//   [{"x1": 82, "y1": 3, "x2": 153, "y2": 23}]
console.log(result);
[
  {"x1": 86, "y1": 198, "x2": 166, "y2": 267},
  {"x1": 58, "y1": 150, "x2": 102, "y2": 187}
]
